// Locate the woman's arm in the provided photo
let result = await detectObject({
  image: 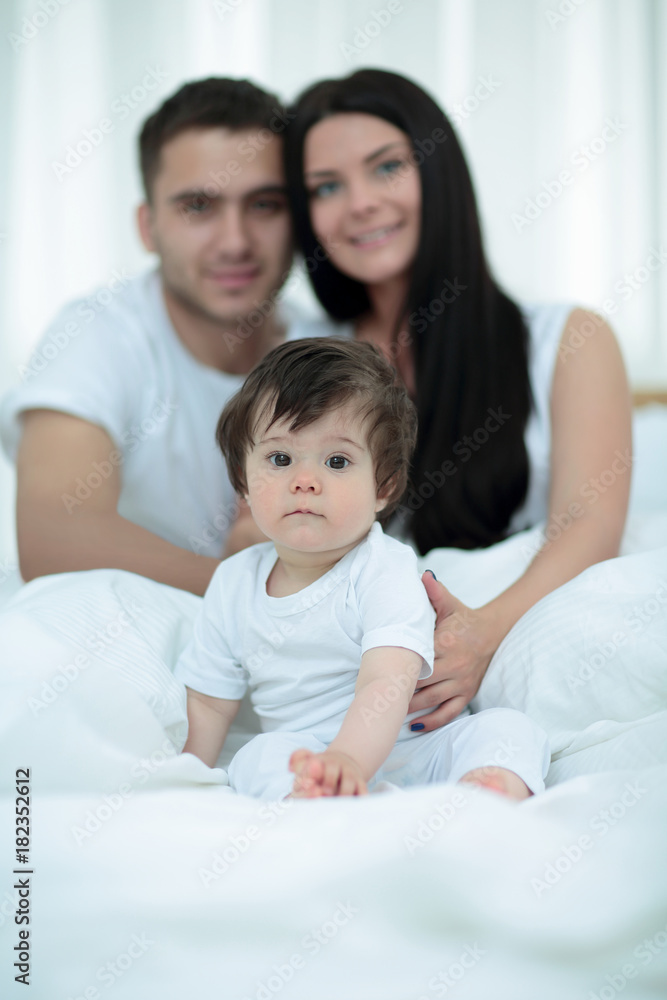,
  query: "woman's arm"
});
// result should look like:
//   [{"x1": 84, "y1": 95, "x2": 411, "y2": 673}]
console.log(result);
[
  {"x1": 290, "y1": 646, "x2": 423, "y2": 796},
  {"x1": 409, "y1": 309, "x2": 632, "y2": 730}
]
